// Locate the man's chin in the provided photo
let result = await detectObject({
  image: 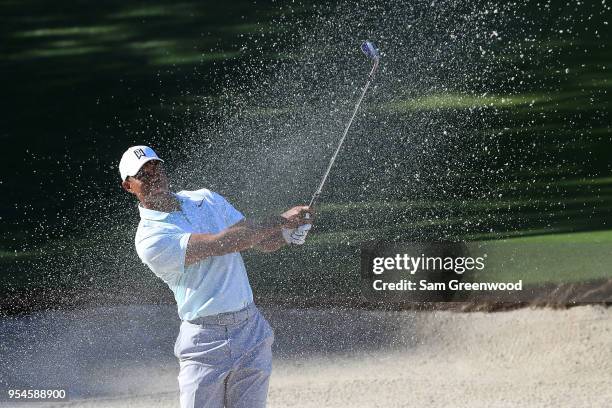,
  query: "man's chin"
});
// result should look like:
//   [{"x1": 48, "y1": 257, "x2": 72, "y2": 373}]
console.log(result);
[{"x1": 146, "y1": 190, "x2": 172, "y2": 201}]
